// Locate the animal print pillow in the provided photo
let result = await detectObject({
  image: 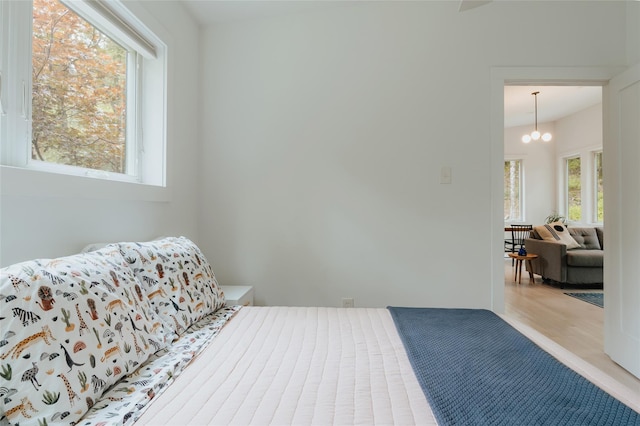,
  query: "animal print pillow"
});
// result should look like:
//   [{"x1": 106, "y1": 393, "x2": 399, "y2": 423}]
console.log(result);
[
  {"x1": 114, "y1": 237, "x2": 225, "y2": 338},
  {"x1": 0, "y1": 247, "x2": 168, "y2": 426}
]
